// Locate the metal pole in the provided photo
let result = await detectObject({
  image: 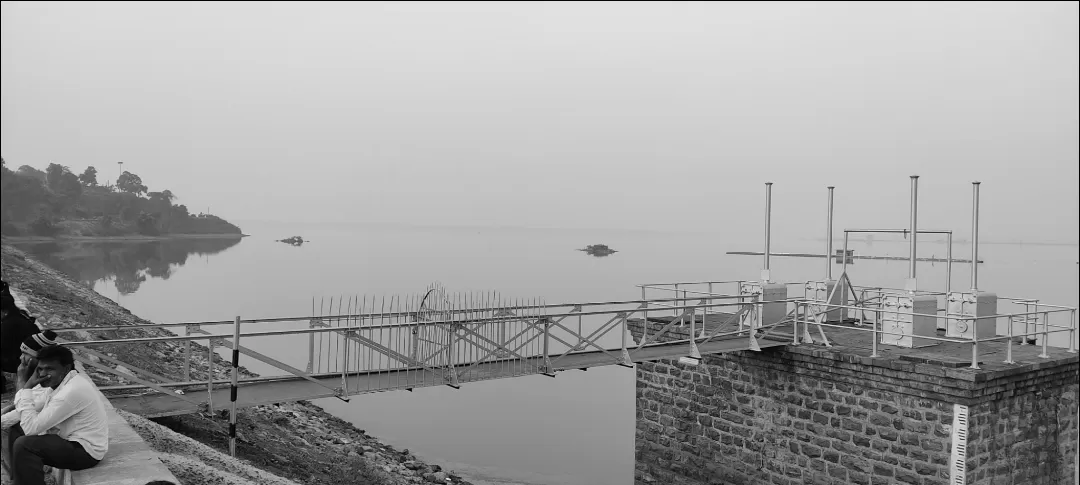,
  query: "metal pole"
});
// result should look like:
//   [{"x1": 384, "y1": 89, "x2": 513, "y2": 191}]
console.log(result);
[
  {"x1": 183, "y1": 326, "x2": 192, "y2": 382},
  {"x1": 970, "y1": 318, "x2": 980, "y2": 370},
  {"x1": 764, "y1": 182, "x2": 773, "y2": 279},
  {"x1": 1070, "y1": 309, "x2": 1076, "y2": 354},
  {"x1": 641, "y1": 286, "x2": 649, "y2": 344},
  {"x1": 207, "y1": 336, "x2": 215, "y2": 414},
  {"x1": 842, "y1": 232, "x2": 850, "y2": 276},
  {"x1": 1004, "y1": 310, "x2": 1015, "y2": 364},
  {"x1": 970, "y1": 182, "x2": 981, "y2": 292},
  {"x1": 826, "y1": 186, "x2": 835, "y2": 280},
  {"x1": 871, "y1": 307, "x2": 880, "y2": 358},
  {"x1": 946, "y1": 233, "x2": 953, "y2": 294},
  {"x1": 1039, "y1": 311, "x2": 1050, "y2": 359},
  {"x1": 228, "y1": 316, "x2": 240, "y2": 457},
  {"x1": 907, "y1": 175, "x2": 919, "y2": 292}
]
